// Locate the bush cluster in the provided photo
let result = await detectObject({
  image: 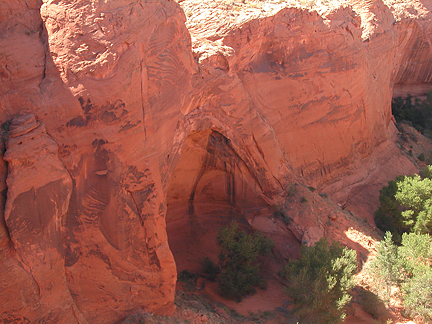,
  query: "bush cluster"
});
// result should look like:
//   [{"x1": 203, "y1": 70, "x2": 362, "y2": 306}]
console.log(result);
[
  {"x1": 374, "y1": 175, "x2": 408, "y2": 244},
  {"x1": 369, "y1": 232, "x2": 432, "y2": 321},
  {"x1": 392, "y1": 91, "x2": 432, "y2": 136},
  {"x1": 216, "y1": 221, "x2": 273, "y2": 301},
  {"x1": 199, "y1": 222, "x2": 360, "y2": 324},
  {"x1": 202, "y1": 168, "x2": 432, "y2": 323},
  {"x1": 372, "y1": 163, "x2": 432, "y2": 321},
  {"x1": 210, "y1": 223, "x2": 359, "y2": 324},
  {"x1": 375, "y1": 165, "x2": 432, "y2": 240},
  {"x1": 395, "y1": 171, "x2": 432, "y2": 234},
  {"x1": 284, "y1": 238, "x2": 357, "y2": 324}
]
